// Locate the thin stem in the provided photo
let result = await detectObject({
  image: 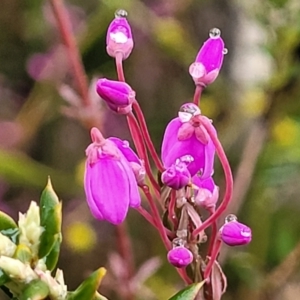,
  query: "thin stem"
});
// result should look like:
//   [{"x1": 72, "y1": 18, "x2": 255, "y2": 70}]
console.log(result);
[
  {"x1": 192, "y1": 117, "x2": 233, "y2": 239},
  {"x1": 135, "y1": 206, "x2": 157, "y2": 228},
  {"x1": 127, "y1": 113, "x2": 161, "y2": 197},
  {"x1": 142, "y1": 185, "x2": 170, "y2": 250},
  {"x1": 132, "y1": 101, "x2": 164, "y2": 172},
  {"x1": 168, "y1": 190, "x2": 178, "y2": 228},
  {"x1": 204, "y1": 239, "x2": 222, "y2": 279},
  {"x1": 115, "y1": 52, "x2": 126, "y2": 82},
  {"x1": 115, "y1": 224, "x2": 135, "y2": 300},
  {"x1": 207, "y1": 207, "x2": 217, "y2": 256},
  {"x1": 49, "y1": 0, "x2": 90, "y2": 107},
  {"x1": 193, "y1": 85, "x2": 204, "y2": 106}
]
